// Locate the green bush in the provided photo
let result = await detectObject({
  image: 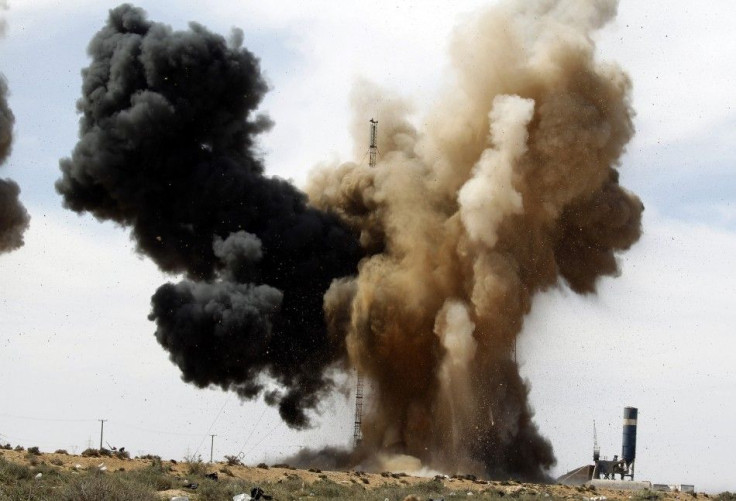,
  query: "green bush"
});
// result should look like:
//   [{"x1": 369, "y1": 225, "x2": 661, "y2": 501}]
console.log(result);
[
  {"x1": 308, "y1": 478, "x2": 344, "y2": 498},
  {"x1": 196, "y1": 477, "x2": 254, "y2": 501},
  {"x1": 119, "y1": 466, "x2": 174, "y2": 491},
  {"x1": 184, "y1": 453, "x2": 207, "y2": 476},
  {"x1": 24, "y1": 453, "x2": 40, "y2": 466},
  {"x1": 0, "y1": 455, "x2": 33, "y2": 482},
  {"x1": 27, "y1": 446, "x2": 41, "y2": 455},
  {"x1": 633, "y1": 489, "x2": 661, "y2": 501},
  {"x1": 82, "y1": 448, "x2": 101, "y2": 457},
  {"x1": 224, "y1": 454, "x2": 242, "y2": 466},
  {"x1": 58, "y1": 472, "x2": 158, "y2": 501}
]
